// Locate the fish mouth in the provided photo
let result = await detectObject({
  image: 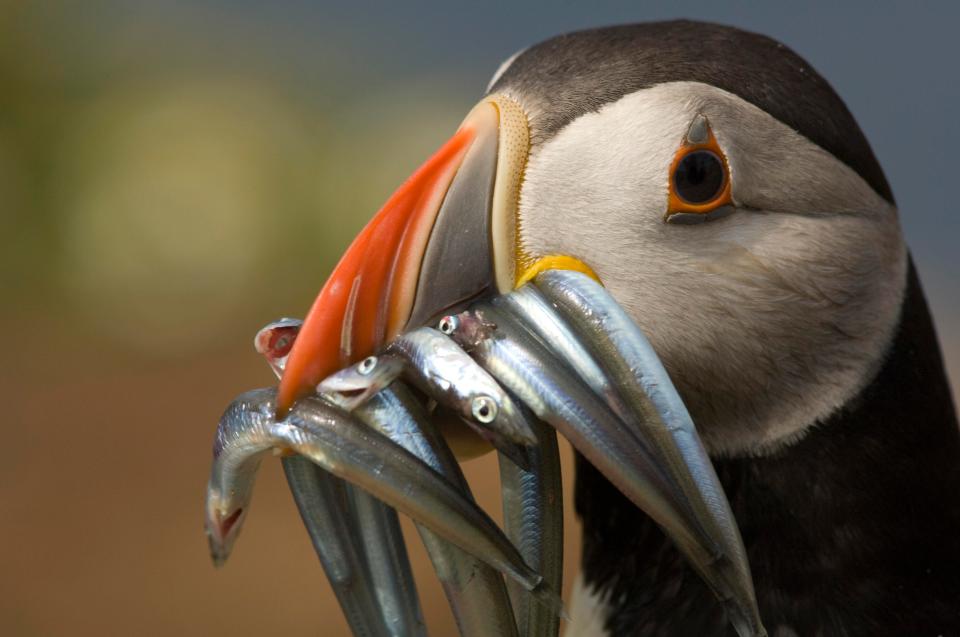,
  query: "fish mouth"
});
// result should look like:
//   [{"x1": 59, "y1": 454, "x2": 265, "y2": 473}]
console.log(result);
[
  {"x1": 243, "y1": 97, "x2": 765, "y2": 634},
  {"x1": 206, "y1": 500, "x2": 246, "y2": 567}
]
